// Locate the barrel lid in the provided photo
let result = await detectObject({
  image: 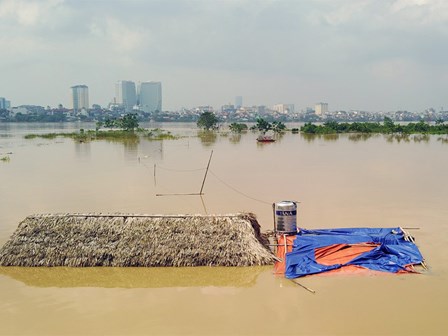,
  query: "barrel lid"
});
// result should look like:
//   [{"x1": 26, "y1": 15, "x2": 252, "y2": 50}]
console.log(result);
[{"x1": 276, "y1": 201, "x2": 295, "y2": 206}]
